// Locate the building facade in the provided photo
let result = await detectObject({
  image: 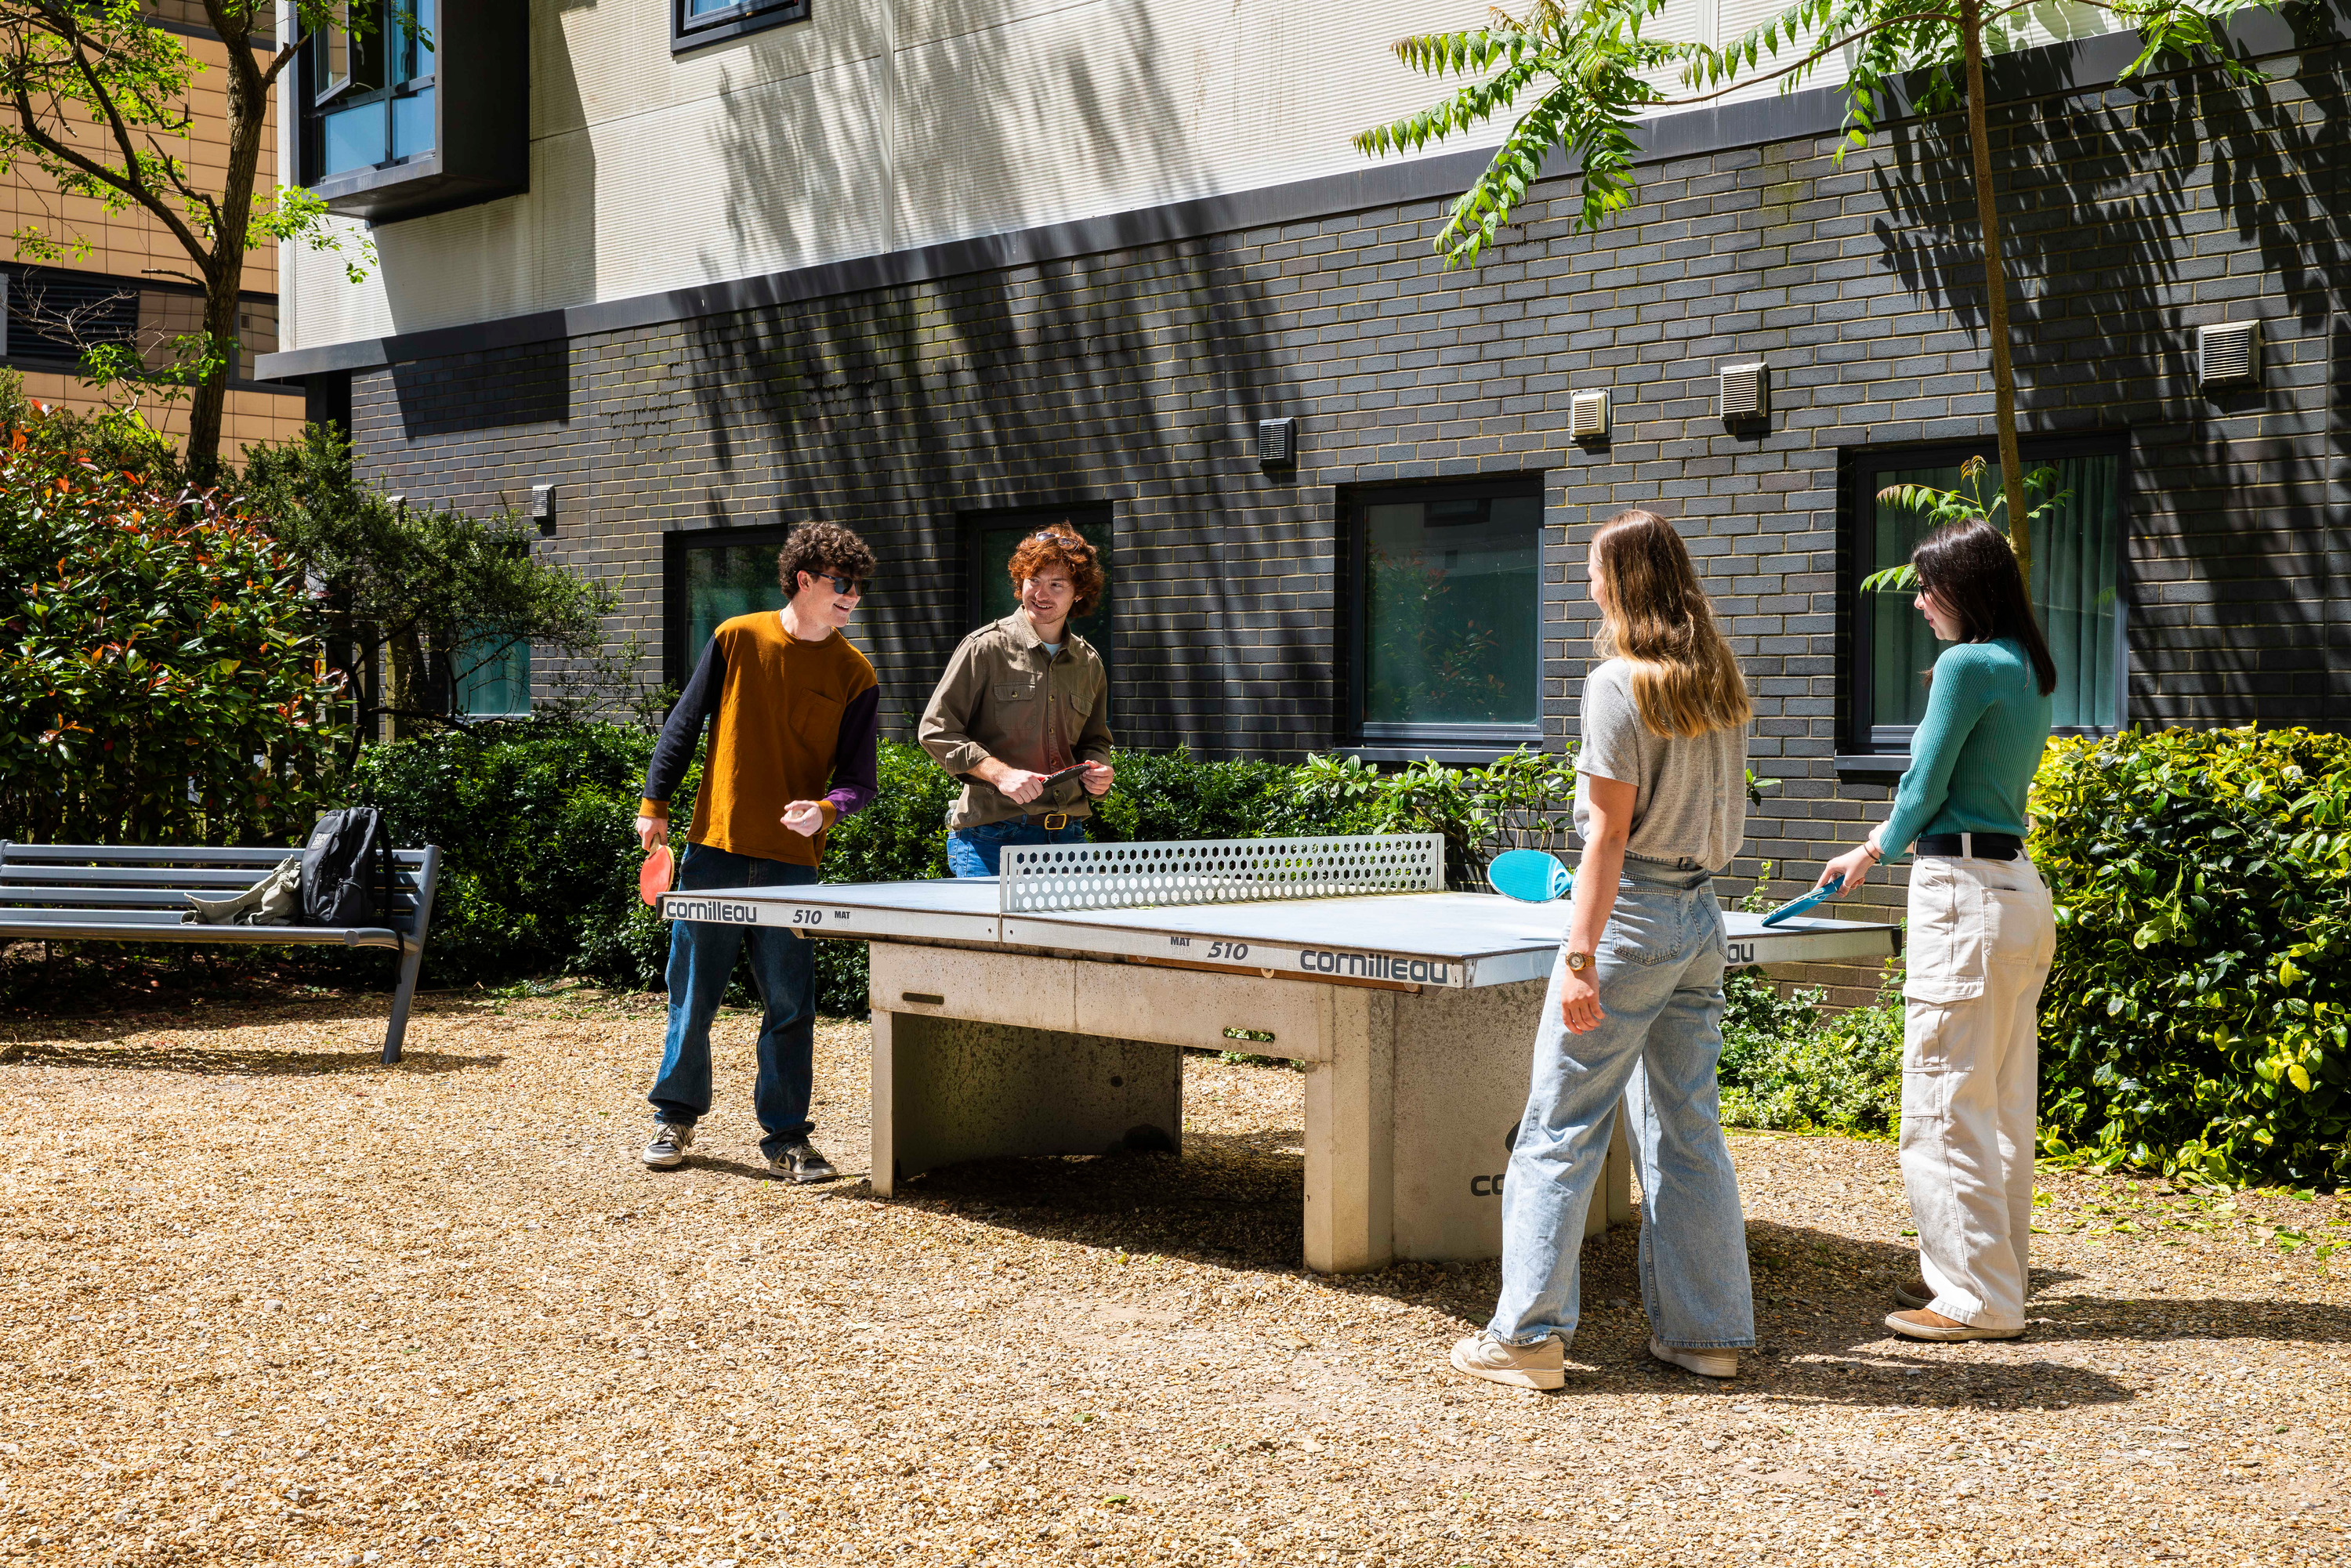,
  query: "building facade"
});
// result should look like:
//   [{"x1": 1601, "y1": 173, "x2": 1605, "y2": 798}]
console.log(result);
[
  {"x1": 262, "y1": 2, "x2": 2349, "y2": 998},
  {"x1": 3, "y1": 0, "x2": 303, "y2": 447}
]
